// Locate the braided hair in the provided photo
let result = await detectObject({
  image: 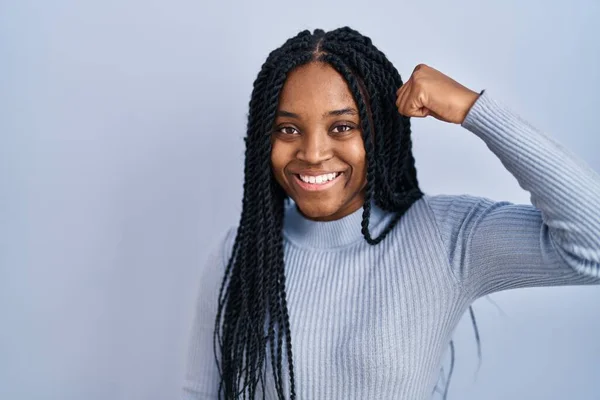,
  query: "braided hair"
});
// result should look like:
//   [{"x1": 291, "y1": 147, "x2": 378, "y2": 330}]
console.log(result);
[{"x1": 213, "y1": 26, "x2": 479, "y2": 399}]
